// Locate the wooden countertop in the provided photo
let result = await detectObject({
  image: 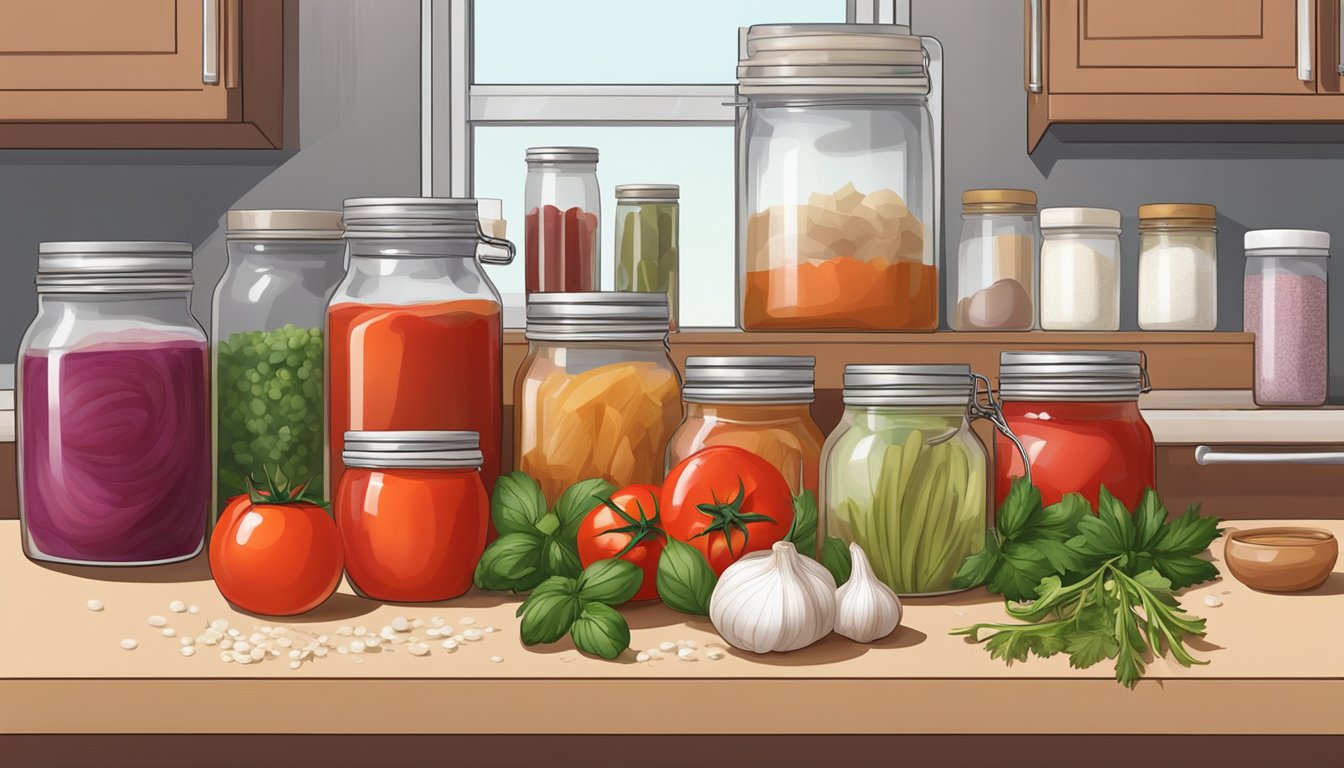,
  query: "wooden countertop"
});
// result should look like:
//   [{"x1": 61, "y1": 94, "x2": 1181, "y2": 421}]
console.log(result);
[{"x1": 1, "y1": 519, "x2": 1340, "y2": 737}]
